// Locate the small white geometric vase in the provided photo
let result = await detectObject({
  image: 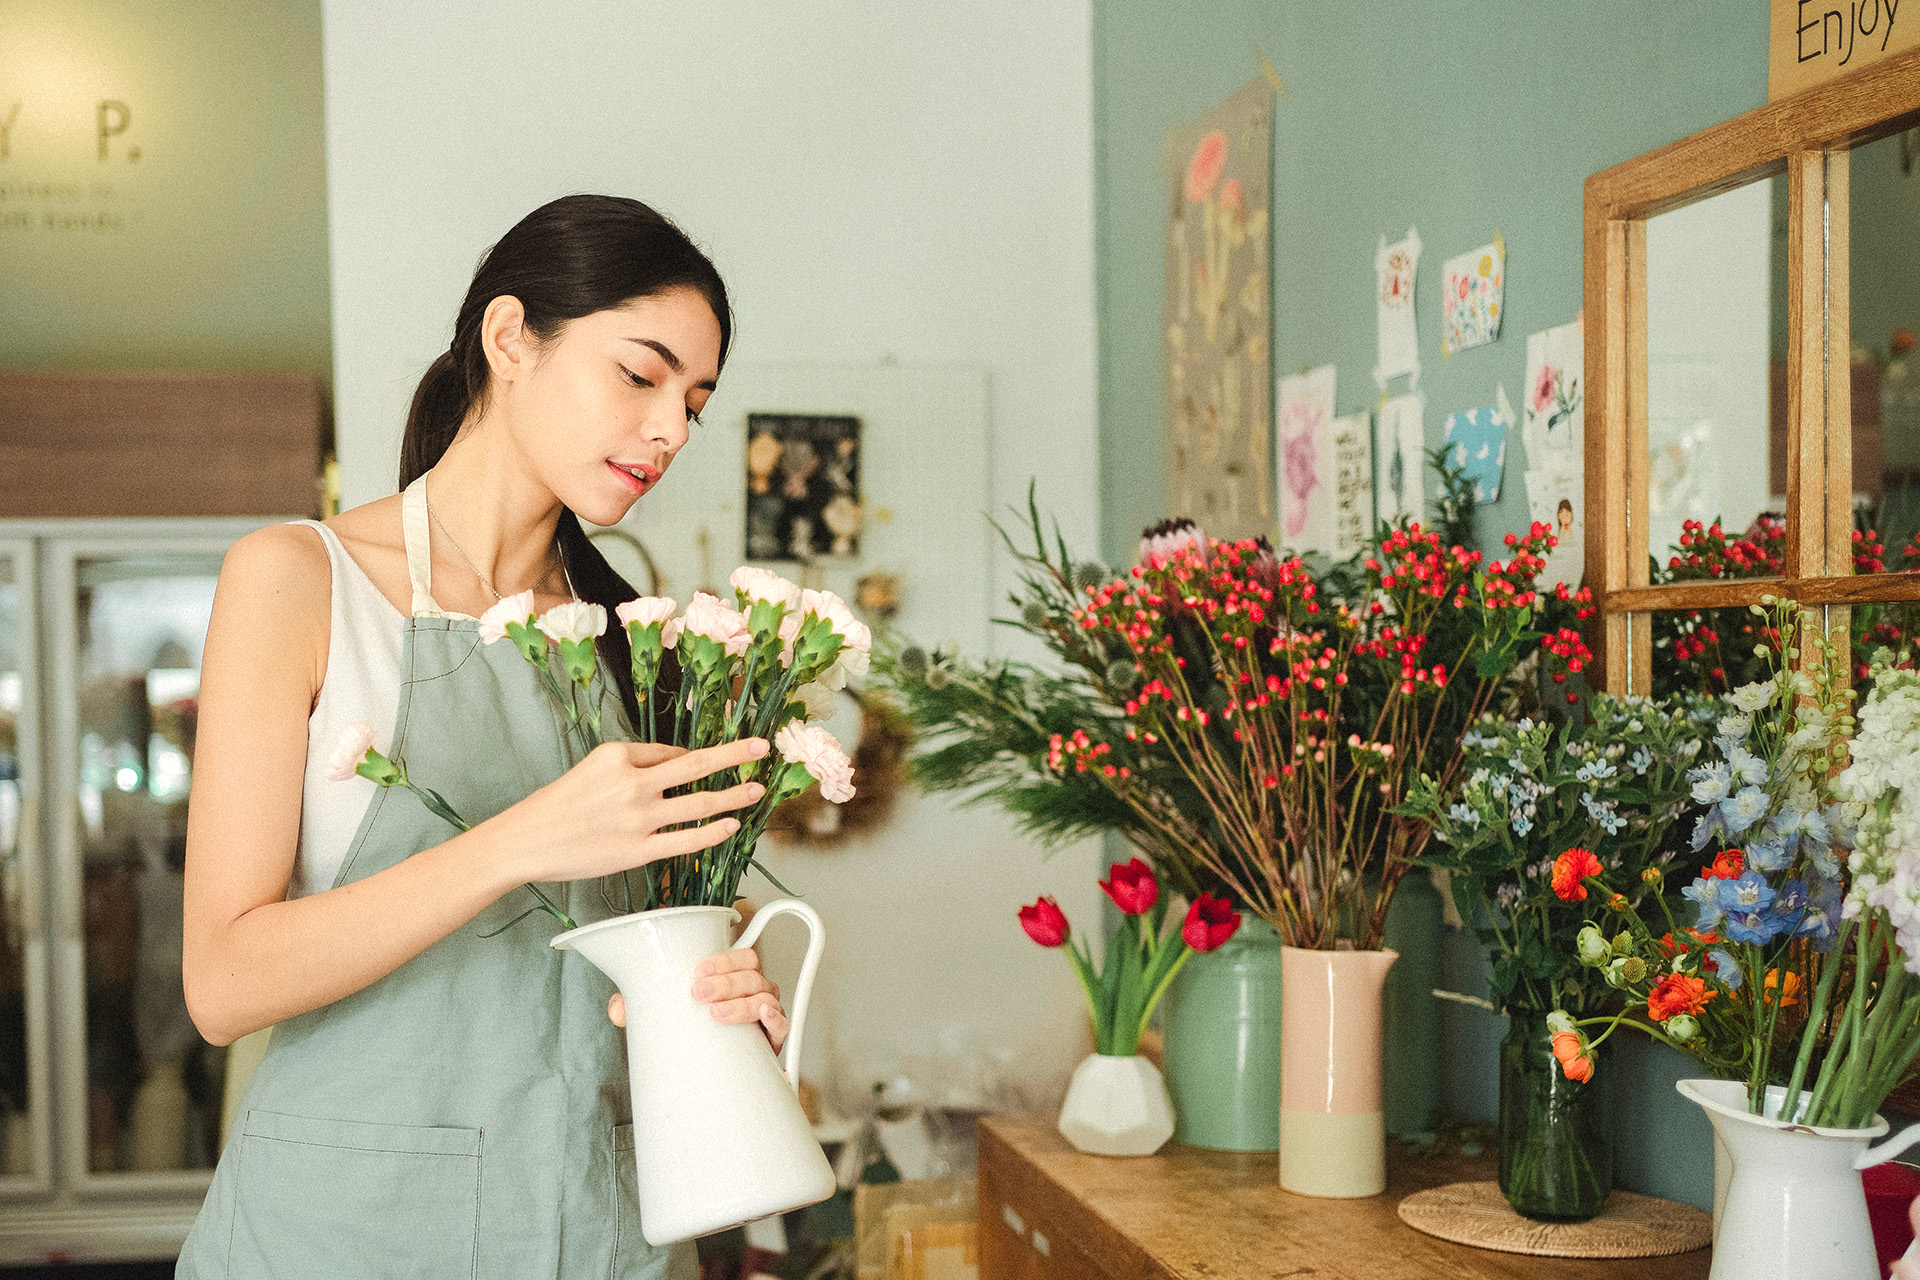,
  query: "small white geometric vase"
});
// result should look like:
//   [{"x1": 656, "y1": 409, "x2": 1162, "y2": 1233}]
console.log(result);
[{"x1": 1057, "y1": 1054, "x2": 1175, "y2": 1156}]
